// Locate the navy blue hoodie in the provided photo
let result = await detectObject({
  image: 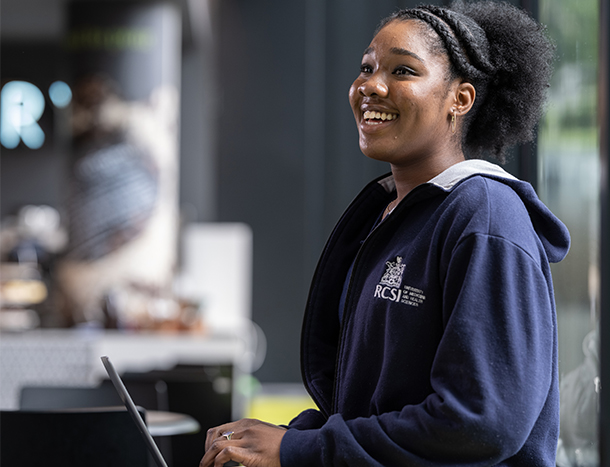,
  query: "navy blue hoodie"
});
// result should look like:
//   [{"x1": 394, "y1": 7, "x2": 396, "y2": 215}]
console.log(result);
[{"x1": 280, "y1": 160, "x2": 570, "y2": 466}]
